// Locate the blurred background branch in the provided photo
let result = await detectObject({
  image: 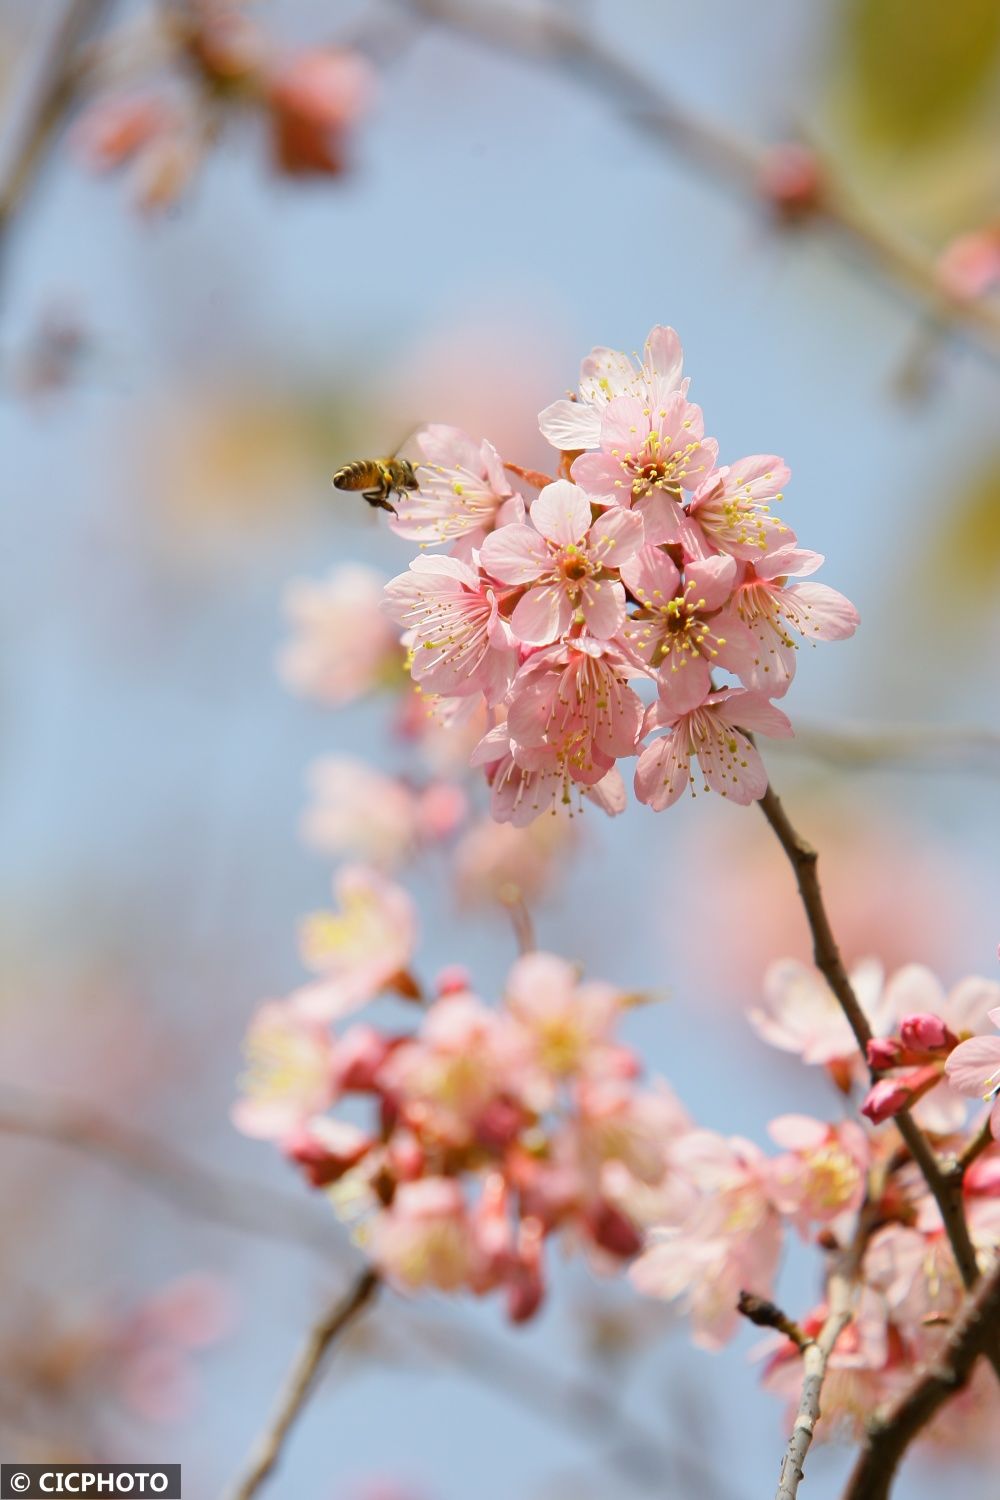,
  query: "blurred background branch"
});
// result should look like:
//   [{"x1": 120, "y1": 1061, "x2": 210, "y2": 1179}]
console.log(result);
[{"x1": 393, "y1": 0, "x2": 1000, "y2": 365}]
